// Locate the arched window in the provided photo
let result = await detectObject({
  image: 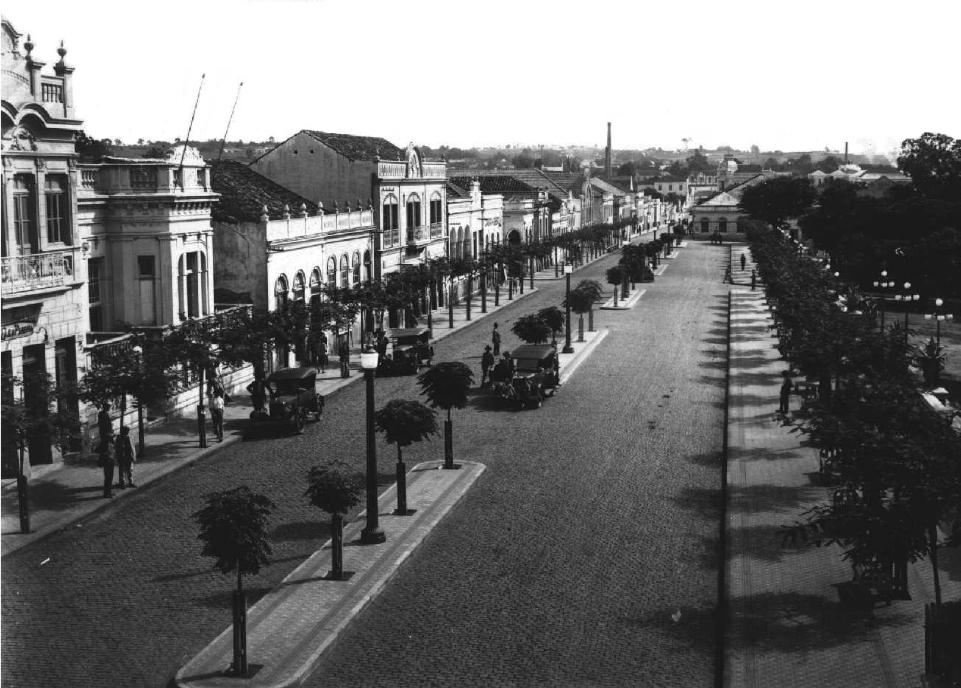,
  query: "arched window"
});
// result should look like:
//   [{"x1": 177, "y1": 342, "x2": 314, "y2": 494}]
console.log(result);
[
  {"x1": 352, "y1": 251, "x2": 361, "y2": 286},
  {"x1": 274, "y1": 274, "x2": 289, "y2": 308},
  {"x1": 463, "y1": 225, "x2": 472, "y2": 259},
  {"x1": 382, "y1": 194, "x2": 399, "y2": 247},
  {"x1": 326, "y1": 257, "x2": 337, "y2": 288},
  {"x1": 700, "y1": 217, "x2": 709, "y2": 233},
  {"x1": 292, "y1": 271, "x2": 306, "y2": 301},
  {"x1": 363, "y1": 250, "x2": 372, "y2": 282},
  {"x1": 406, "y1": 193, "x2": 422, "y2": 243},
  {"x1": 309, "y1": 267, "x2": 323, "y2": 305},
  {"x1": 340, "y1": 254, "x2": 349, "y2": 286},
  {"x1": 429, "y1": 191, "x2": 443, "y2": 230}
]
